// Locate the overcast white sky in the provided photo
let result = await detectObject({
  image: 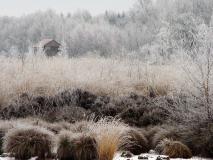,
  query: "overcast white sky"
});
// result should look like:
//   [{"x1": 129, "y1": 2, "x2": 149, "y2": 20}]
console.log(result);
[{"x1": 0, "y1": 0, "x2": 135, "y2": 17}]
